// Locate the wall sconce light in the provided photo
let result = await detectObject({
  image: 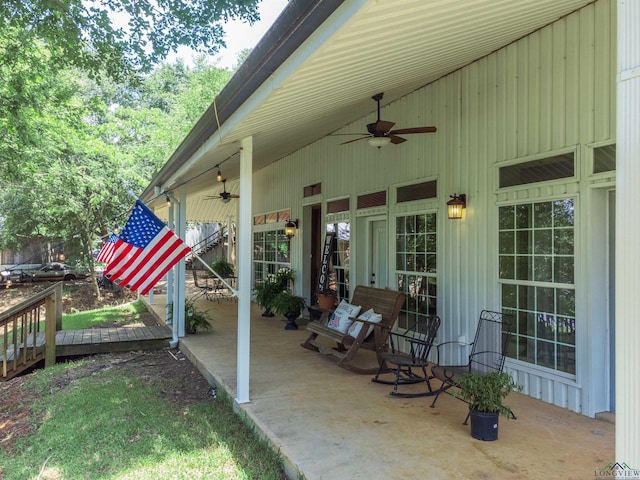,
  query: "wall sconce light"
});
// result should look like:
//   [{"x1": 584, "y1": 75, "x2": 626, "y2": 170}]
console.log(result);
[
  {"x1": 447, "y1": 194, "x2": 466, "y2": 219},
  {"x1": 285, "y1": 219, "x2": 299, "y2": 239},
  {"x1": 368, "y1": 136, "x2": 391, "y2": 148}
]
